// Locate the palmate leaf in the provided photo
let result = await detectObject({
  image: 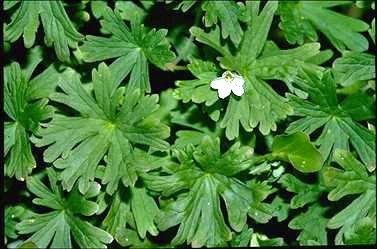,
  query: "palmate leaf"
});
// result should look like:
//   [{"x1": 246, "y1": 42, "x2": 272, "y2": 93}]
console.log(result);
[
  {"x1": 98, "y1": 148, "x2": 175, "y2": 242},
  {"x1": 4, "y1": 1, "x2": 84, "y2": 62},
  {"x1": 278, "y1": 1, "x2": 369, "y2": 52},
  {"x1": 324, "y1": 149, "x2": 376, "y2": 245},
  {"x1": 4, "y1": 58, "x2": 55, "y2": 180},
  {"x1": 80, "y1": 7, "x2": 175, "y2": 93},
  {"x1": 16, "y1": 168, "x2": 113, "y2": 248},
  {"x1": 32, "y1": 63, "x2": 170, "y2": 194},
  {"x1": 286, "y1": 69, "x2": 375, "y2": 170},
  {"x1": 142, "y1": 136, "x2": 275, "y2": 247},
  {"x1": 180, "y1": 2, "x2": 328, "y2": 139}
]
